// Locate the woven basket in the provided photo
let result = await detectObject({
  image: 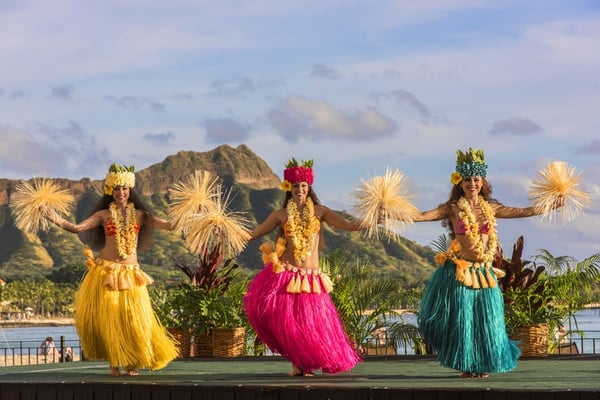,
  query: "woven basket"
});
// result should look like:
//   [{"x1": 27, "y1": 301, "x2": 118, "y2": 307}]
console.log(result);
[
  {"x1": 511, "y1": 323, "x2": 549, "y2": 357},
  {"x1": 167, "y1": 328, "x2": 192, "y2": 359},
  {"x1": 211, "y1": 327, "x2": 245, "y2": 357},
  {"x1": 193, "y1": 334, "x2": 213, "y2": 357}
]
